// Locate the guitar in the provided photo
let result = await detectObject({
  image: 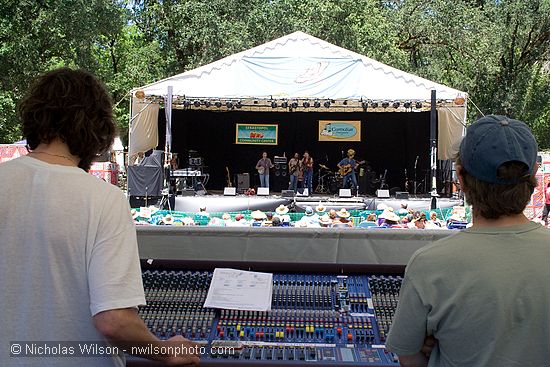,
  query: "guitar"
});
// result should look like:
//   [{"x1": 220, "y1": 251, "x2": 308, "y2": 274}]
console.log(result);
[
  {"x1": 225, "y1": 166, "x2": 232, "y2": 187},
  {"x1": 339, "y1": 160, "x2": 365, "y2": 176}
]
